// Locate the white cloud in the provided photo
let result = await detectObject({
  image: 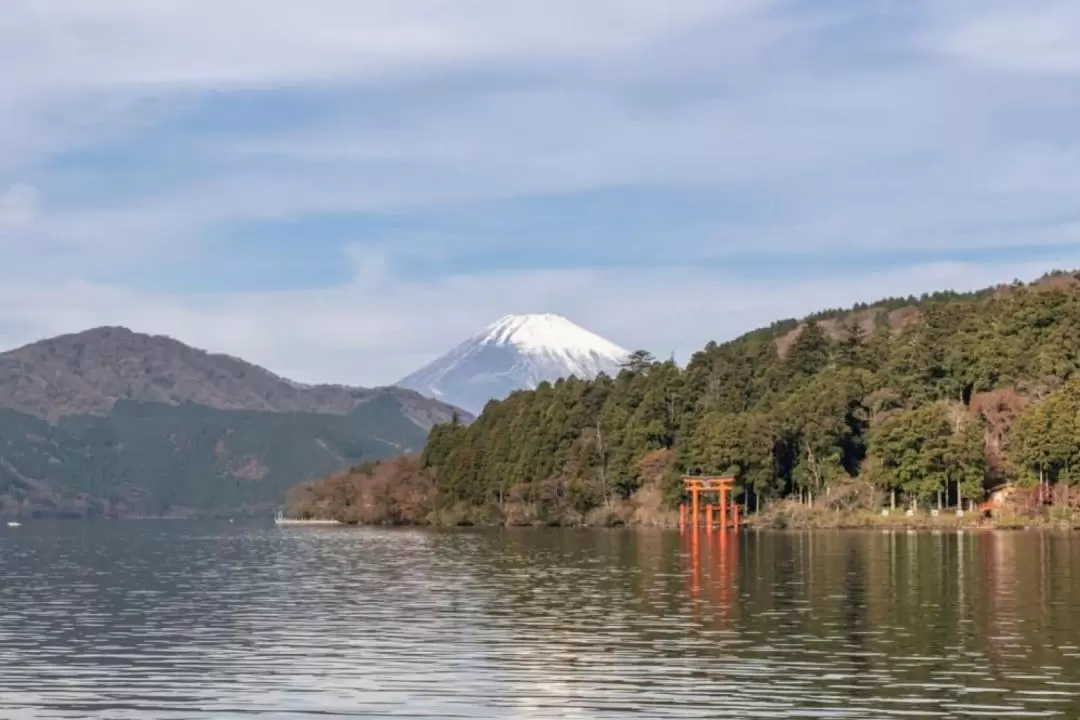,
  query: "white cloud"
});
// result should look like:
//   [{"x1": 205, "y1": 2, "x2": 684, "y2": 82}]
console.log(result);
[
  {"x1": 932, "y1": 1, "x2": 1080, "y2": 74},
  {"x1": 0, "y1": 0, "x2": 783, "y2": 252},
  {"x1": 4, "y1": 1, "x2": 762, "y2": 91},
  {"x1": 0, "y1": 184, "x2": 38, "y2": 235},
  {"x1": 4, "y1": 1, "x2": 1073, "y2": 260},
  {"x1": 16, "y1": 67, "x2": 1077, "y2": 262},
  {"x1": 0, "y1": 1, "x2": 1077, "y2": 393}
]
